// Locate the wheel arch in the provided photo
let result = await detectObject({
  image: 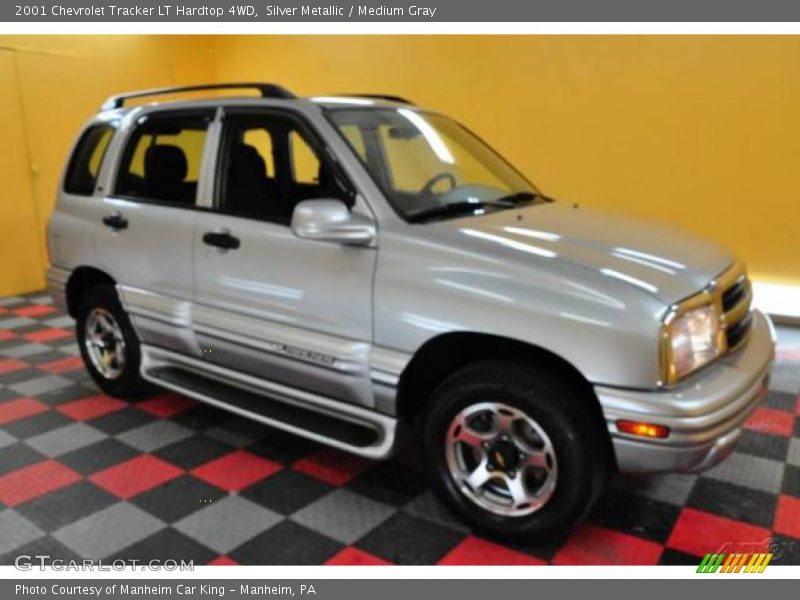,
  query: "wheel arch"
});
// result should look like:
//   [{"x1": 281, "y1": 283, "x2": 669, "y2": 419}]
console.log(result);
[
  {"x1": 395, "y1": 331, "x2": 613, "y2": 462},
  {"x1": 65, "y1": 266, "x2": 116, "y2": 317}
]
